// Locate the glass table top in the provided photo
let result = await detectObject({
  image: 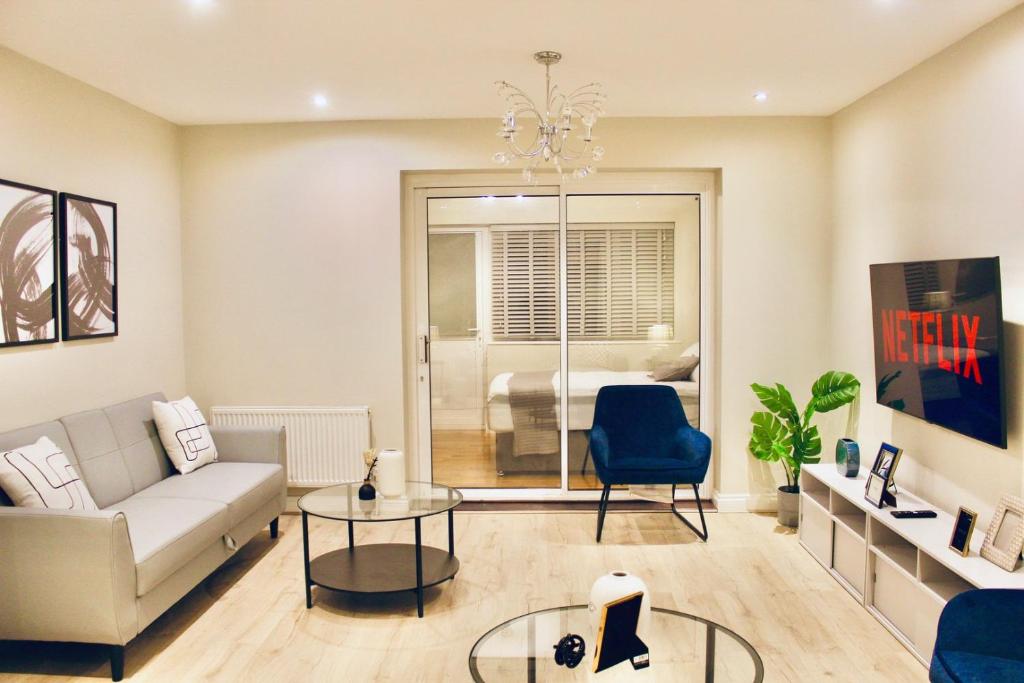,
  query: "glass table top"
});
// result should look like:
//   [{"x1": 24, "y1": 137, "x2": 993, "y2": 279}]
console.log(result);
[
  {"x1": 469, "y1": 605, "x2": 763, "y2": 682},
  {"x1": 297, "y1": 481, "x2": 463, "y2": 522}
]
